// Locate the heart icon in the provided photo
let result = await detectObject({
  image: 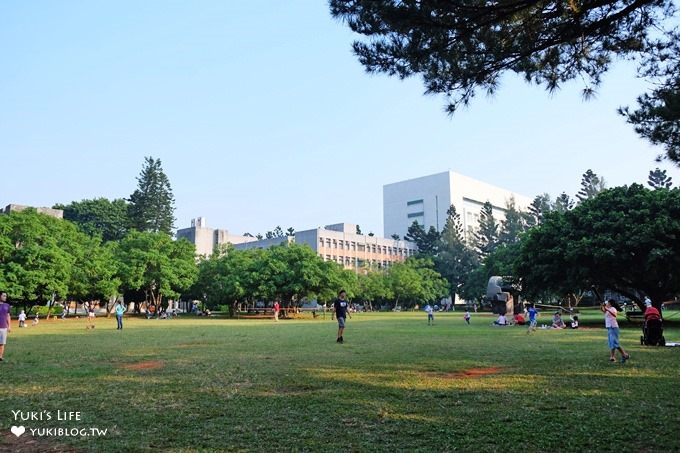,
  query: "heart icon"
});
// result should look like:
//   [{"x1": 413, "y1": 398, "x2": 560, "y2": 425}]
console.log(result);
[{"x1": 11, "y1": 426, "x2": 26, "y2": 437}]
